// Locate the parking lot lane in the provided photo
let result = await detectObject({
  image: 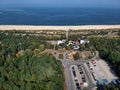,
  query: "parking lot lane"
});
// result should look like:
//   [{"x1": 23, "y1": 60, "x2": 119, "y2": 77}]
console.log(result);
[{"x1": 83, "y1": 63, "x2": 96, "y2": 90}]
